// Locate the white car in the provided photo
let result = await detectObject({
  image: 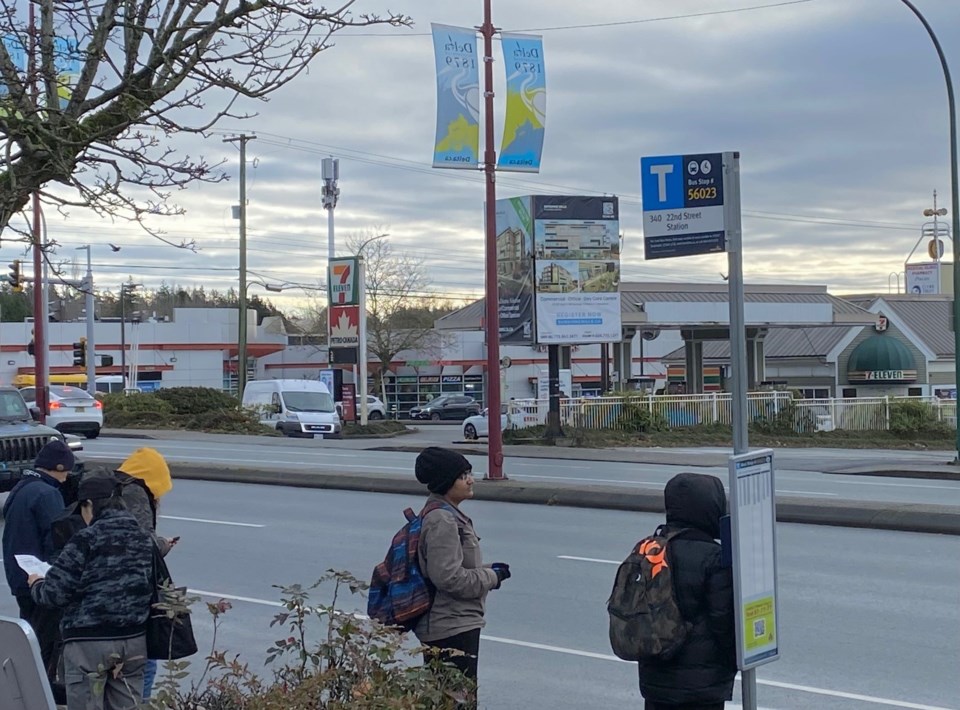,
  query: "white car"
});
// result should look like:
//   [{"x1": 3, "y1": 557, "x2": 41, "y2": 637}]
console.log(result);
[
  {"x1": 19, "y1": 385, "x2": 103, "y2": 439},
  {"x1": 462, "y1": 407, "x2": 510, "y2": 440},
  {"x1": 337, "y1": 395, "x2": 388, "y2": 421}
]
